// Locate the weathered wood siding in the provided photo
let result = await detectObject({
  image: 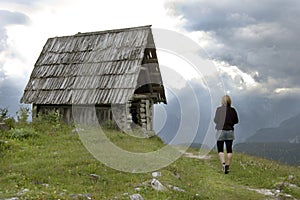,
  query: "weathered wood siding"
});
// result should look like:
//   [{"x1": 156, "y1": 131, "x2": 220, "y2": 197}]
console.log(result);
[{"x1": 35, "y1": 104, "x2": 113, "y2": 125}]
